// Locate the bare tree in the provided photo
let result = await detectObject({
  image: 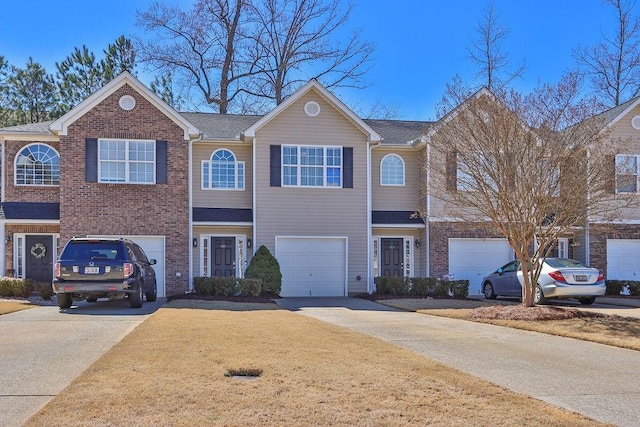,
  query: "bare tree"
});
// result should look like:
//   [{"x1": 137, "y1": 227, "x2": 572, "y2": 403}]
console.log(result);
[
  {"x1": 574, "y1": 0, "x2": 640, "y2": 107},
  {"x1": 246, "y1": 0, "x2": 374, "y2": 104},
  {"x1": 136, "y1": 0, "x2": 259, "y2": 114},
  {"x1": 467, "y1": 1, "x2": 525, "y2": 93},
  {"x1": 427, "y1": 73, "x2": 633, "y2": 306}
]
